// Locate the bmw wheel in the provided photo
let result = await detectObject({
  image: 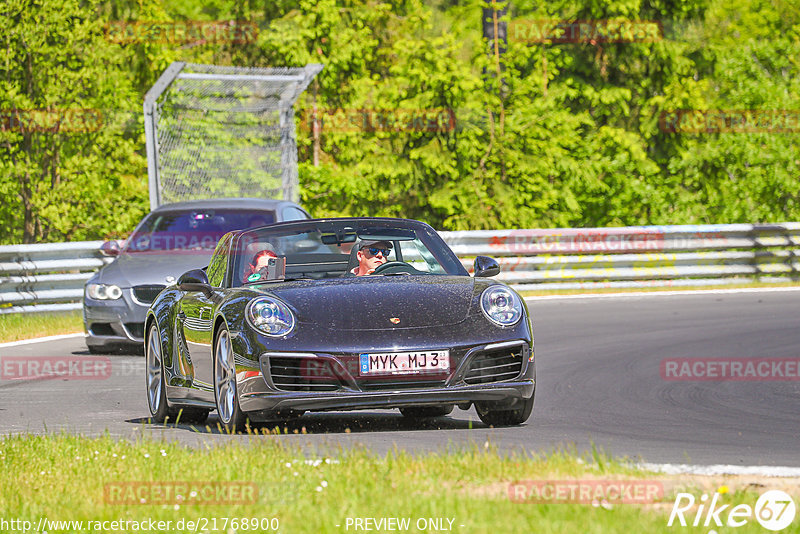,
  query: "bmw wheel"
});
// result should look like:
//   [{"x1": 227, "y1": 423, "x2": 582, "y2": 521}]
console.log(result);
[{"x1": 214, "y1": 325, "x2": 248, "y2": 432}]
